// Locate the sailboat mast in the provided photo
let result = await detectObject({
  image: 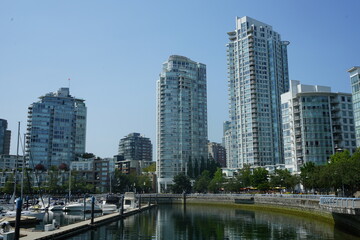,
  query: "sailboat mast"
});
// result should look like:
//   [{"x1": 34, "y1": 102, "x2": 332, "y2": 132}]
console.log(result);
[
  {"x1": 21, "y1": 133, "x2": 26, "y2": 199},
  {"x1": 14, "y1": 122, "x2": 20, "y2": 197},
  {"x1": 69, "y1": 167, "x2": 71, "y2": 202}
]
